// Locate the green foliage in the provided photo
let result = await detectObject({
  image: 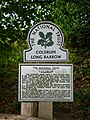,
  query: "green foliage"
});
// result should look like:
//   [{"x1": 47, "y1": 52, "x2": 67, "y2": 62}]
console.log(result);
[
  {"x1": 0, "y1": 63, "x2": 19, "y2": 113},
  {"x1": 37, "y1": 32, "x2": 54, "y2": 48},
  {"x1": 0, "y1": 40, "x2": 27, "y2": 114},
  {"x1": 0, "y1": 0, "x2": 53, "y2": 45},
  {"x1": 74, "y1": 88, "x2": 90, "y2": 119},
  {"x1": 12, "y1": 100, "x2": 21, "y2": 114},
  {"x1": 51, "y1": 0, "x2": 90, "y2": 36},
  {"x1": 53, "y1": 1, "x2": 90, "y2": 119}
]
